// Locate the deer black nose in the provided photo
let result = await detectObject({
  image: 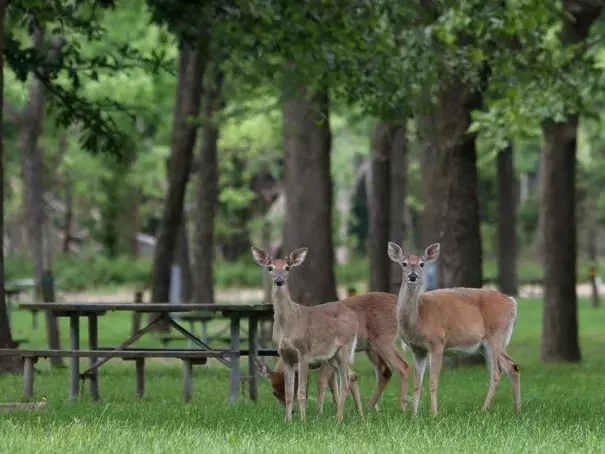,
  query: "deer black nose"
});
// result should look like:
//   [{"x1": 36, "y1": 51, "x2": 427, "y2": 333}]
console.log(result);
[
  {"x1": 275, "y1": 277, "x2": 285, "y2": 287},
  {"x1": 407, "y1": 273, "x2": 418, "y2": 283}
]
